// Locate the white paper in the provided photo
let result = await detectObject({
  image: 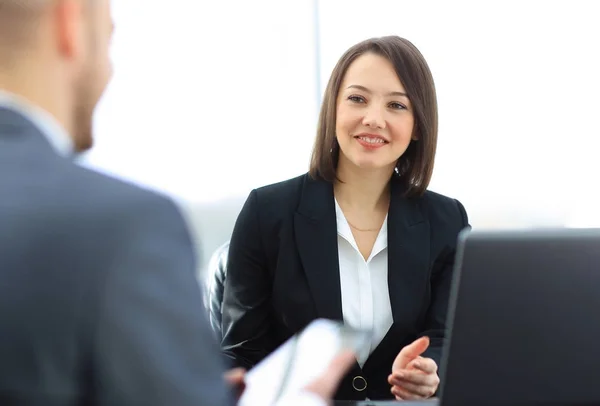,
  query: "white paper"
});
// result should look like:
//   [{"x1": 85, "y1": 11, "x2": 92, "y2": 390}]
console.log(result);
[{"x1": 239, "y1": 319, "x2": 371, "y2": 406}]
